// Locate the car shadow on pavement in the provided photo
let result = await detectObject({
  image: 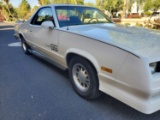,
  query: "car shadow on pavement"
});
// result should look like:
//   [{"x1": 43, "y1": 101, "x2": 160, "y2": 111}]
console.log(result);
[
  {"x1": 98, "y1": 94, "x2": 160, "y2": 119},
  {"x1": 31, "y1": 54, "x2": 69, "y2": 80}
]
